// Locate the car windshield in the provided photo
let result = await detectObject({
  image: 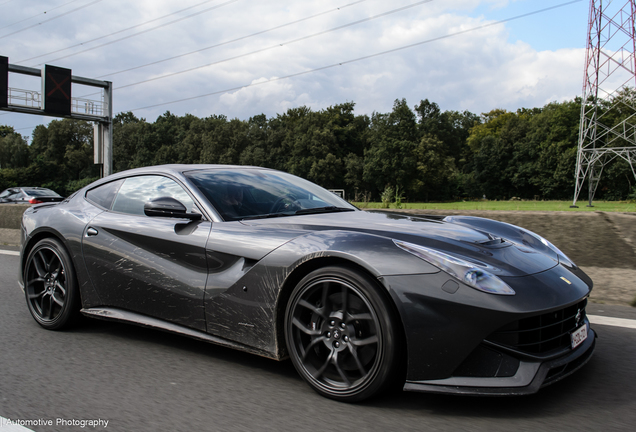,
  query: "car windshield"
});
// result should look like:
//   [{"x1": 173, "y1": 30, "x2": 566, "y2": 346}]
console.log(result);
[{"x1": 185, "y1": 168, "x2": 356, "y2": 221}]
